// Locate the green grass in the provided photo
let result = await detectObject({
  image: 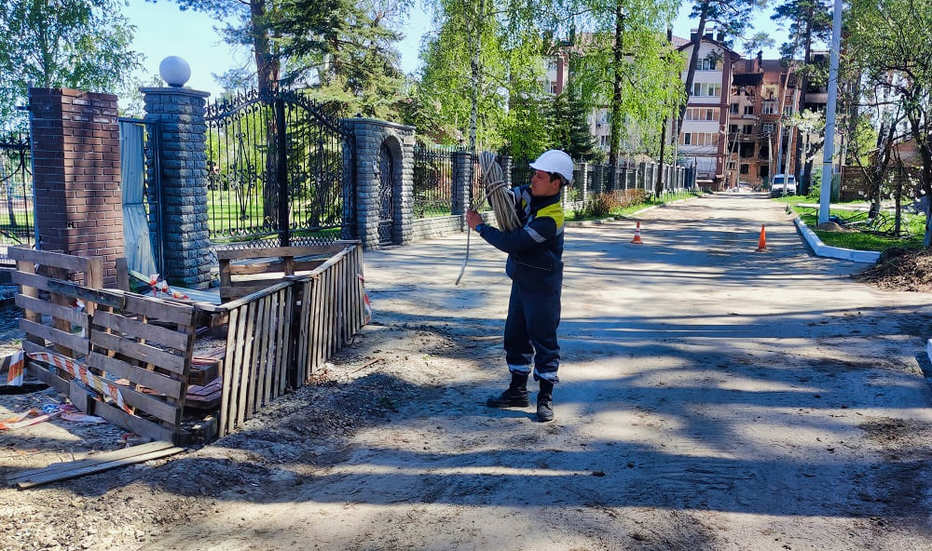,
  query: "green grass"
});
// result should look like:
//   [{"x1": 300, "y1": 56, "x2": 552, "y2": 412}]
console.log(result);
[
  {"x1": 207, "y1": 188, "x2": 343, "y2": 237},
  {"x1": 794, "y1": 206, "x2": 925, "y2": 251}
]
